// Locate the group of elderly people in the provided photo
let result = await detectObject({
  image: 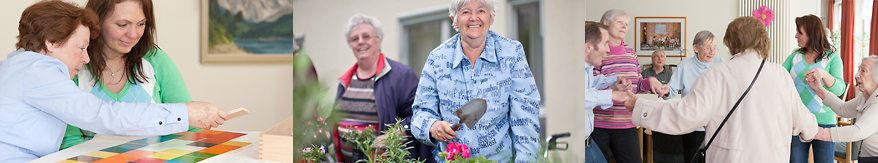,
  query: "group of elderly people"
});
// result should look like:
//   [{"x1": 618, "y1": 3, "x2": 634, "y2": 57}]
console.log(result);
[{"x1": 5, "y1": 0, "x2": 878, "y2": 163}]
